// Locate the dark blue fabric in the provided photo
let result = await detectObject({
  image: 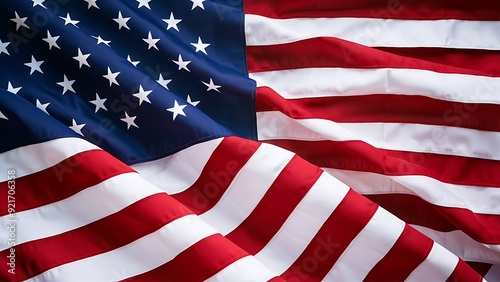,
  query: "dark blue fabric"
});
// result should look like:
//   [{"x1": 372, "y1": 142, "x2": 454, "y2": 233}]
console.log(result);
[{"x1": 0, "y1": 0, "x2": 255, "y2": 164}]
